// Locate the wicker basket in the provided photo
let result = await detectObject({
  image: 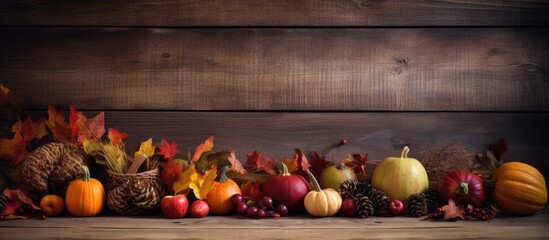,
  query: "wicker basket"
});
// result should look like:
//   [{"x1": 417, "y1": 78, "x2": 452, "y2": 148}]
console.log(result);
[{"x1": 106, "y1": 157, "x2": 164, "y2": 215}]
